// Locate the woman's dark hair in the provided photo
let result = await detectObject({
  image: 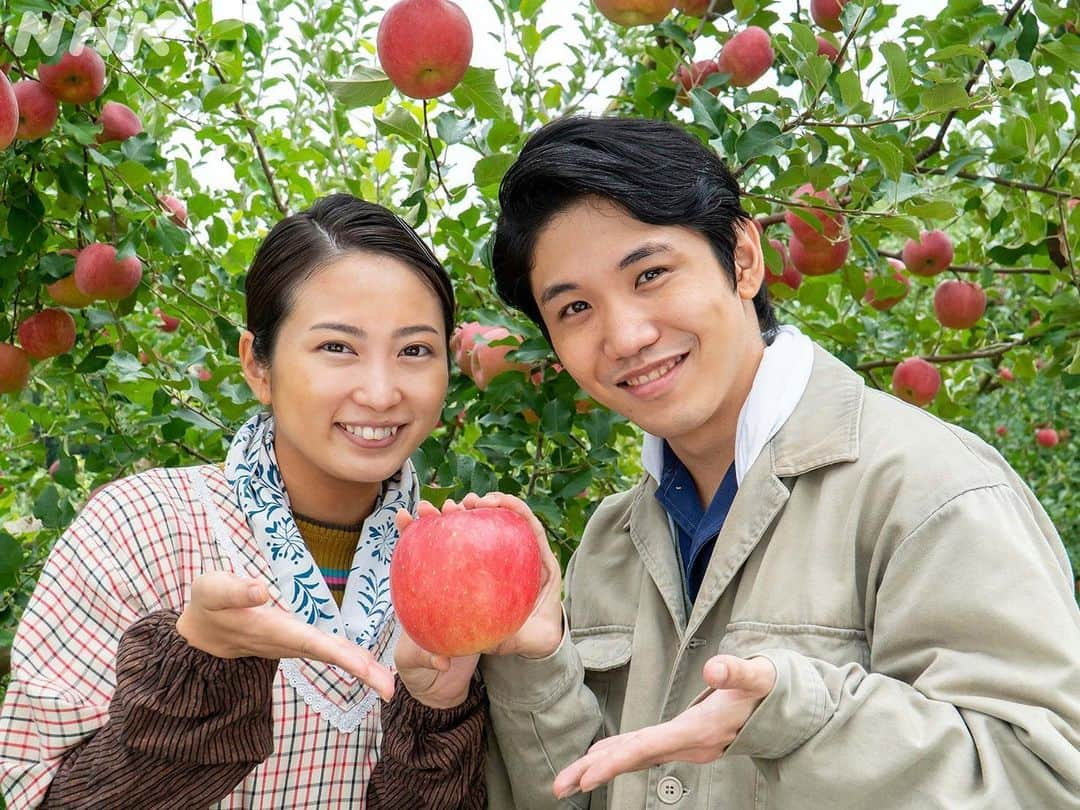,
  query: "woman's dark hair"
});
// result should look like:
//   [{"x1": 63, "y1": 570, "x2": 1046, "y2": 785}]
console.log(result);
[
  {"x1": 245, "y1": 194, "x2": 455, "y2": 365},
  {"x1": 492, "y1": 116, "x2": 777, "y2": 339}
]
